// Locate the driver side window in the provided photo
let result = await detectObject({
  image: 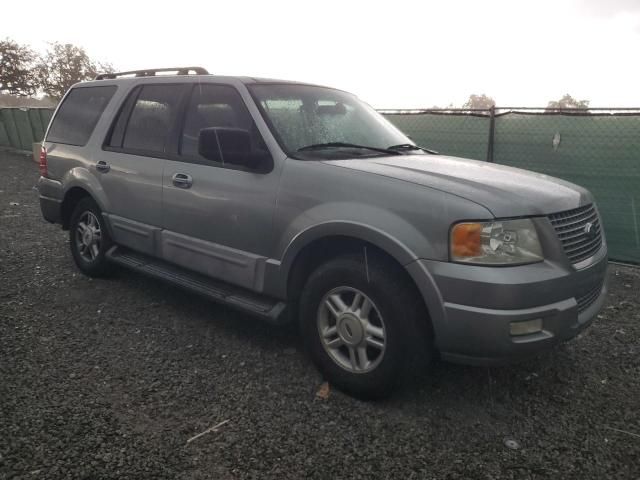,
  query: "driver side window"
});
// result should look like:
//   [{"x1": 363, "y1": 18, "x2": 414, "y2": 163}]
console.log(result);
[{"x1": 180, "y1": 84, "x2": 264, "y2": 162}]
